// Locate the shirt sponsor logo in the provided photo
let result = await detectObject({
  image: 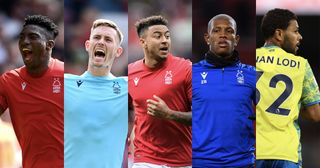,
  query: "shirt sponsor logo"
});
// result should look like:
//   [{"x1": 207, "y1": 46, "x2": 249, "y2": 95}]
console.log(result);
[
  {"x1": 77, "y1": 80, "x2": 83, "y2": 87},
  {"x1": 21, "y1": 82, "x2": 27, "y2": 90},
  {"x1": 165, "y1": 71, "x2": 173, "y2": 85},
  {"x1": 200, "y1": 72, "x2": 208, "y2": 84},
  {"x1": 113, "y1": 81, "x2": 121, "y2": 94},
  {"x1": 134, "y1": 77, "x2": 139, "y2": 86},
  {"x1": 236, "y1": 70, "x2": 244, "y2": 84},
  {"x1": 53, "y1": 77, "x2": 61, "y2": 93}
]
